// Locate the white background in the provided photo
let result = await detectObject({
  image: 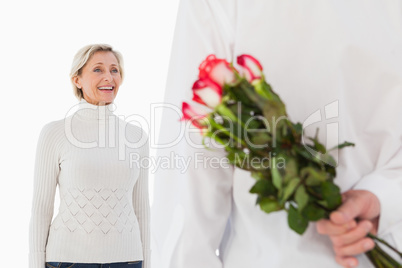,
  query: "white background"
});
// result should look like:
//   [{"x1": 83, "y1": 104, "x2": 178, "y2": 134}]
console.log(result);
[{"x1": 0, "y1": 0, "x2": 179, "y2": 265}]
